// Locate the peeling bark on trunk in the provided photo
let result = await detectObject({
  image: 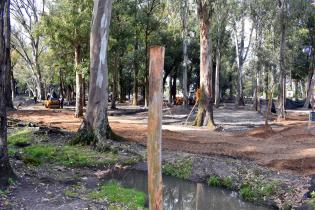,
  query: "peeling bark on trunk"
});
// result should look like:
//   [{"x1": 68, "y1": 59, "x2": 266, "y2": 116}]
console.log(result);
[
  {"x1": 80, "y1": 0, "x2": 113, "y2": 143},
  {"x1": 0, "y1": 0, "x2": 14, "y2": 188},
  {"x1": 194, "y1": 2, "x2": 215, "y2": 128},
  {"x1": 74, "y1": 45, "x2": 83, "y2": 118}
]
